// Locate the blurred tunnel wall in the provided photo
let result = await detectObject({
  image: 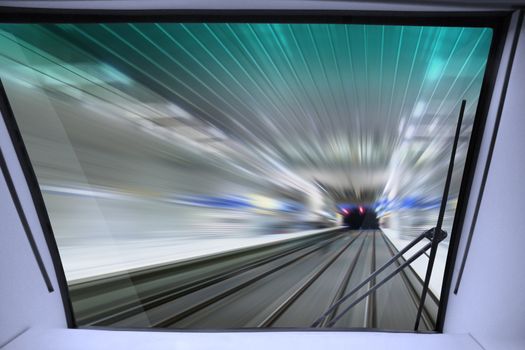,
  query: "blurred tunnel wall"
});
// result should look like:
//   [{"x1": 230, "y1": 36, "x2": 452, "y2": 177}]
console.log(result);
[{"x1": 0, "y1": 22, "x2": 491, "y2": 284}]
